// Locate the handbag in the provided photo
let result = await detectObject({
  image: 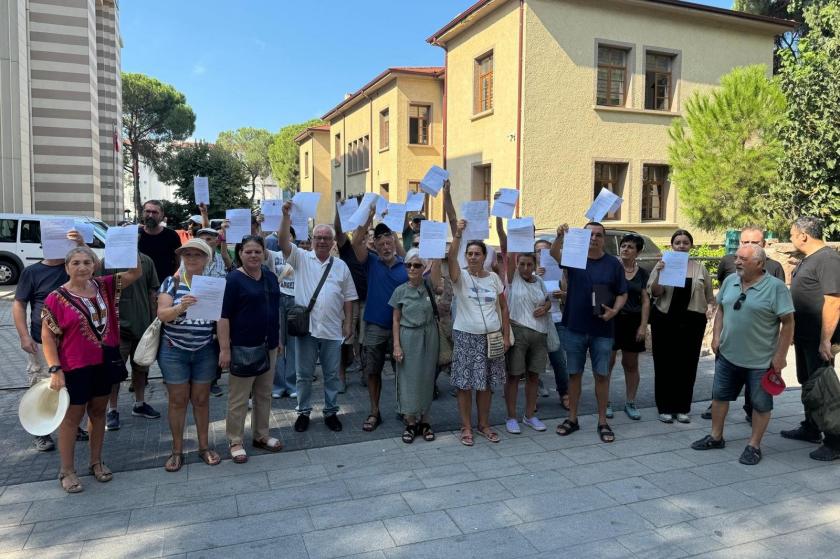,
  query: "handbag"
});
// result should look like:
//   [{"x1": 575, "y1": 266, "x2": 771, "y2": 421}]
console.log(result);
[
  {"x1": 546, "y1": 319, "x2": 561, "y2": 352},
  {"x1": 469, "y1": 274, "x2": 506, "y2": 360},
  {"x1": 134, "y1": 318, "x2": 162, "y2": 367},
  {"x1": 287, "y1": 257, "x2": 333, "y2": 337},
  {"x1": 230, "y1": 269, "x2": 273, "y2": 377}
]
